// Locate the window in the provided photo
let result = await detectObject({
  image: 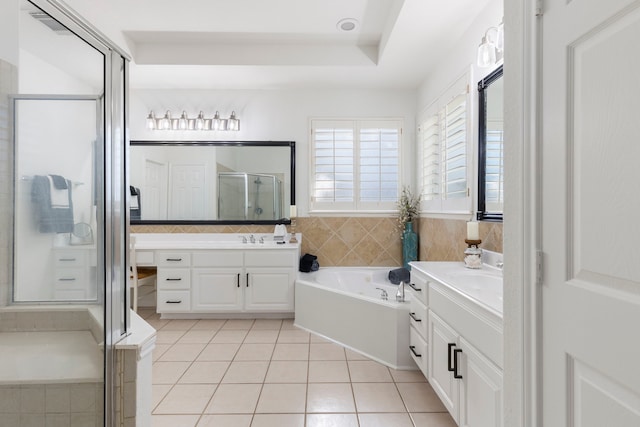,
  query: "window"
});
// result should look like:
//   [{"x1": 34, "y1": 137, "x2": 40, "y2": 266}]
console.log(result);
[
  {"x1": 310, "y1": 119, "x2": 402, "y2": 212},
  {"x1": 419, "y1": 74, "x2": 471, "y2": 214}
]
